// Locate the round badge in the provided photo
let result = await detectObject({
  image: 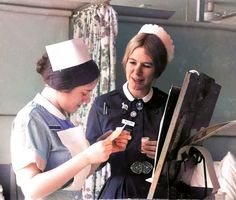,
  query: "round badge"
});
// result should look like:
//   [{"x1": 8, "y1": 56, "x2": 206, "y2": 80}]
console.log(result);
[{"x1": 130, "y1": 111, "x2": 137, "y2": 118}]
